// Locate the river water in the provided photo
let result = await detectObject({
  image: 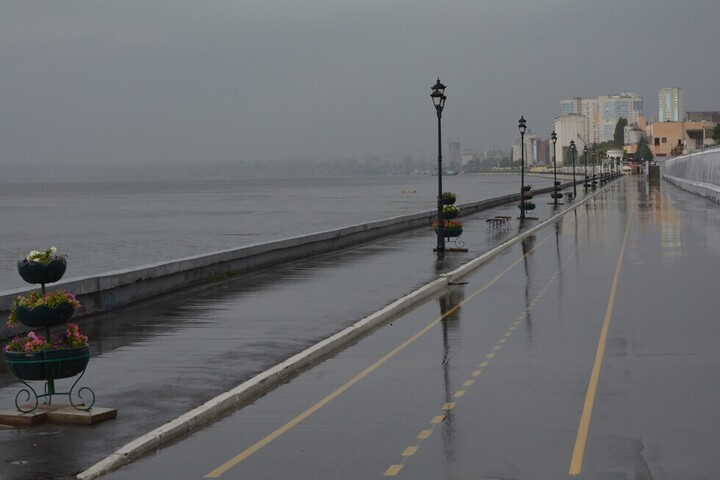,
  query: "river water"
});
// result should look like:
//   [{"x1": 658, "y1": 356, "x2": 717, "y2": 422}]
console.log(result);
[{"x1": 0, "y1": 172, "x2": 552, "y2": 291}]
